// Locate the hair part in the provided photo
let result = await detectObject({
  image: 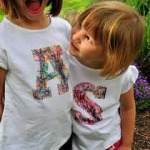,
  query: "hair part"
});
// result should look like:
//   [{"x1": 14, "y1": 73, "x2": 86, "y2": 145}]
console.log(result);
[
  {"x1": 0, "y1": 0, "x2": 63, "y2": 19},
  {"x1": 75, "y1": 1, "x2": 144, "y2": 78}
]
